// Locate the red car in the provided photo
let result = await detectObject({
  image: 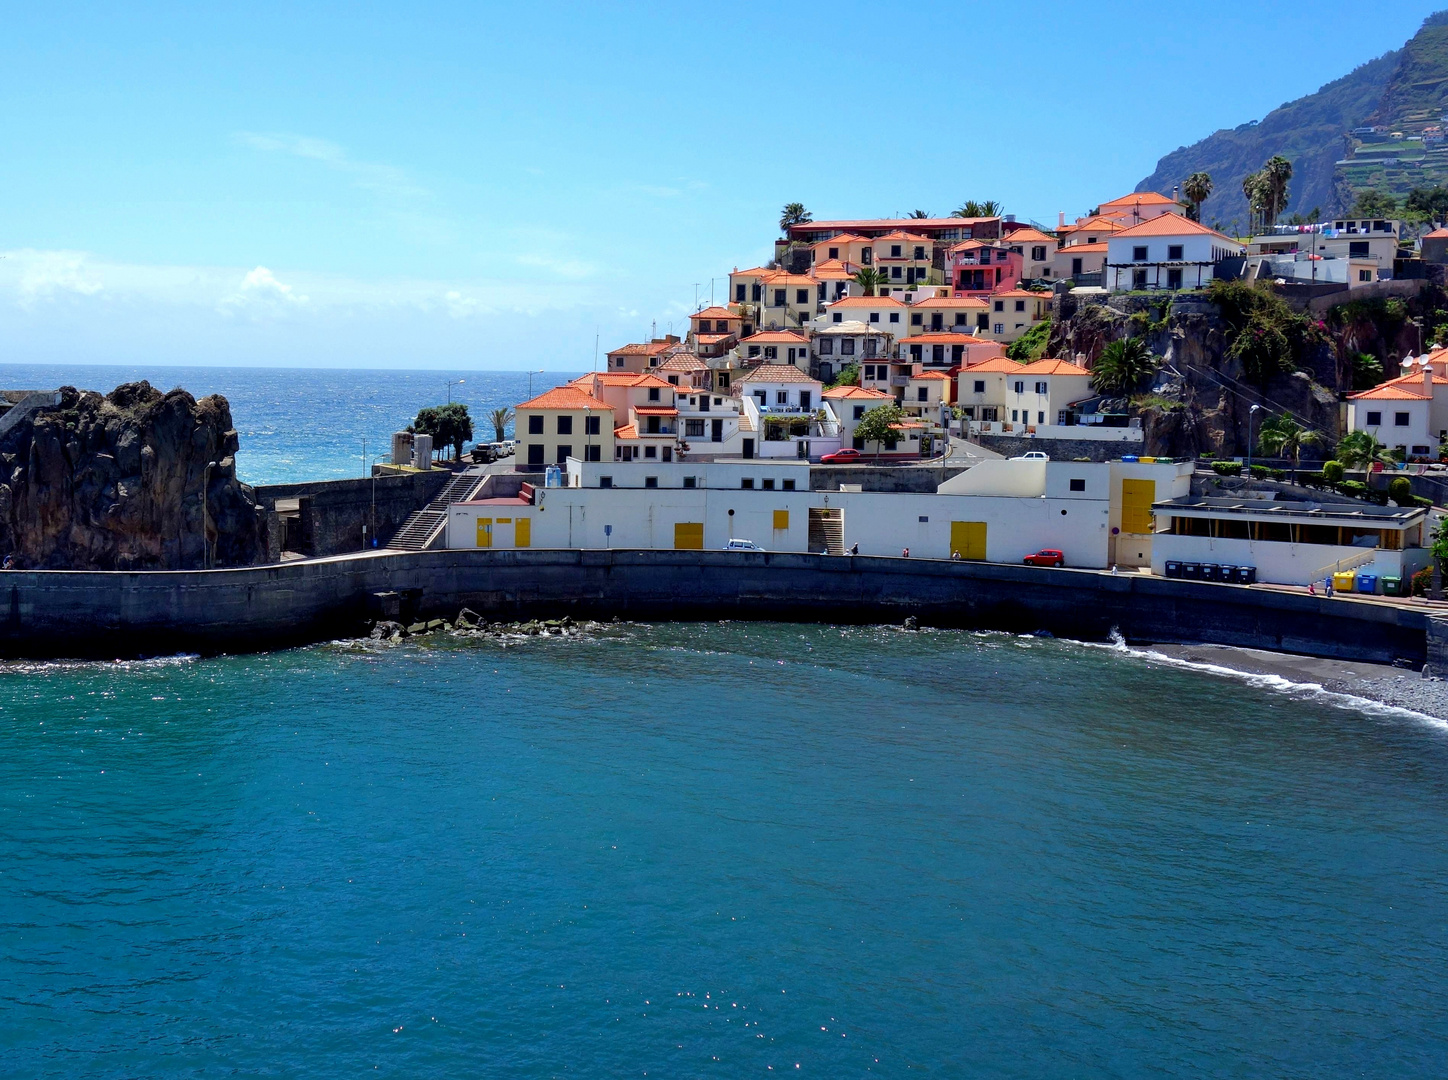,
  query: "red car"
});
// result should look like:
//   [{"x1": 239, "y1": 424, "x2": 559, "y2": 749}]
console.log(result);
[
  {"x1": 1023, "y1": 549, "x2": 1065, "y2": 568},
  {"x1": 819, "y1": 448, "x2": 862, "y2": 464}
]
